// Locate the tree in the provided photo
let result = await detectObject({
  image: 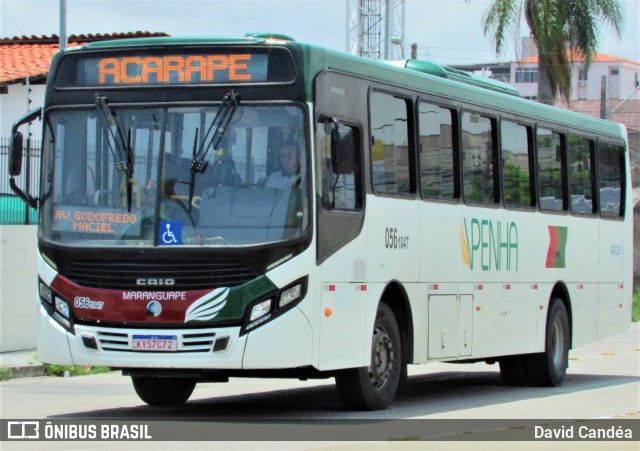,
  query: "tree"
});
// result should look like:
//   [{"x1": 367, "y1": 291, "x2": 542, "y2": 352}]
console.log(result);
[{"x1": 479, "y1": 0, "x2": 623, "y2": 104}]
